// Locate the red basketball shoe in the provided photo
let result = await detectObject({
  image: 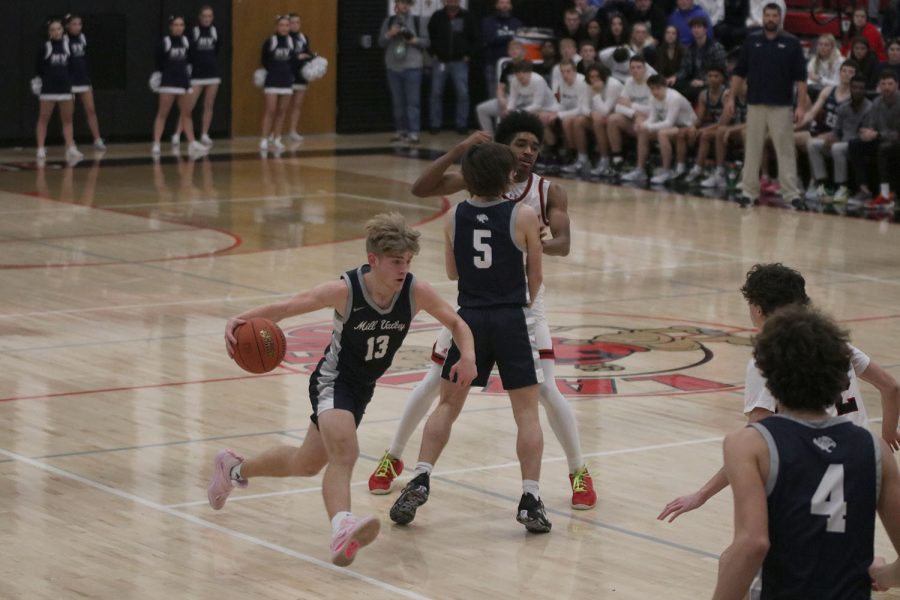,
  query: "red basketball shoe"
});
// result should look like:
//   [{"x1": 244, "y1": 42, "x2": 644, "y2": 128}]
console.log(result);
[
  {"x1": 569, "y1": 466, "x2": 597, "y2": 510},
  {"x1": 368, "y1": 451, "x2": 403, "y2": 495}
]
